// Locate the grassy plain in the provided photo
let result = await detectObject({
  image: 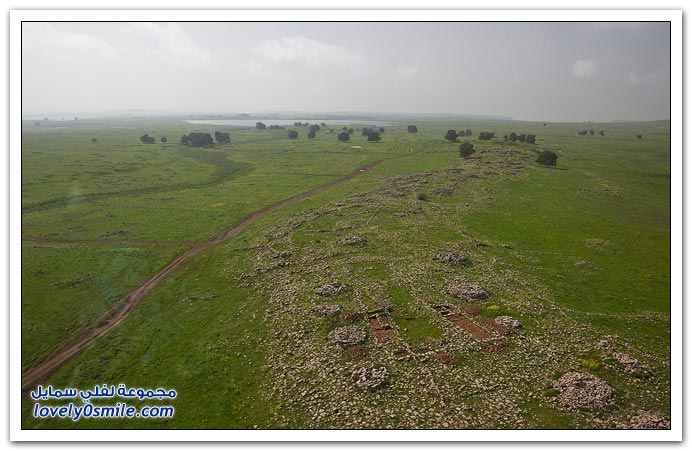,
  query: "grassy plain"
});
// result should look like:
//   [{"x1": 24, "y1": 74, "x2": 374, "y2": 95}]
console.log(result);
[{"x1": 21, "y1": 118, "x2": 670, "y2": 429}]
